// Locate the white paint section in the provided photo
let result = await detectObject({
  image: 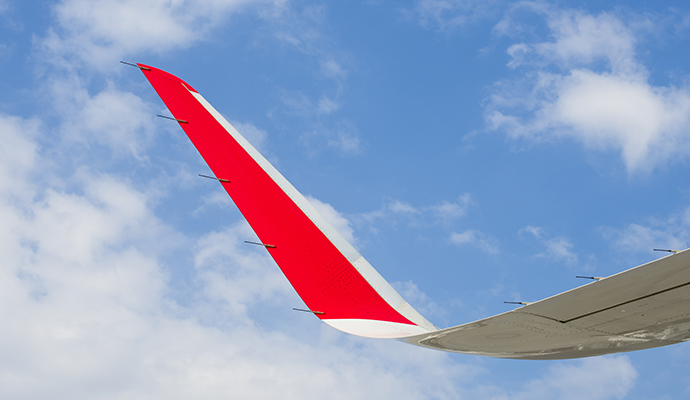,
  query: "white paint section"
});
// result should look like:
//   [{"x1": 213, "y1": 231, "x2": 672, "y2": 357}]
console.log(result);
[
  {"x1": 189, "y1": 90, "x2": 437, "y2": 332},
  {"x1": 324, "y1": 319, "x2": 432, "y2": 339}
]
